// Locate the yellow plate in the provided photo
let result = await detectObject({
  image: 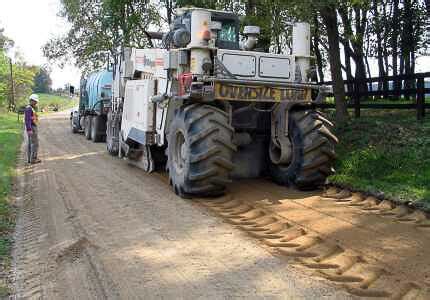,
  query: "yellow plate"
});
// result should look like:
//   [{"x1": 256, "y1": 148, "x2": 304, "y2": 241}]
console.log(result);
[{"x1": 214, "y1": 82, "x2": 310, "y2": 102}]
